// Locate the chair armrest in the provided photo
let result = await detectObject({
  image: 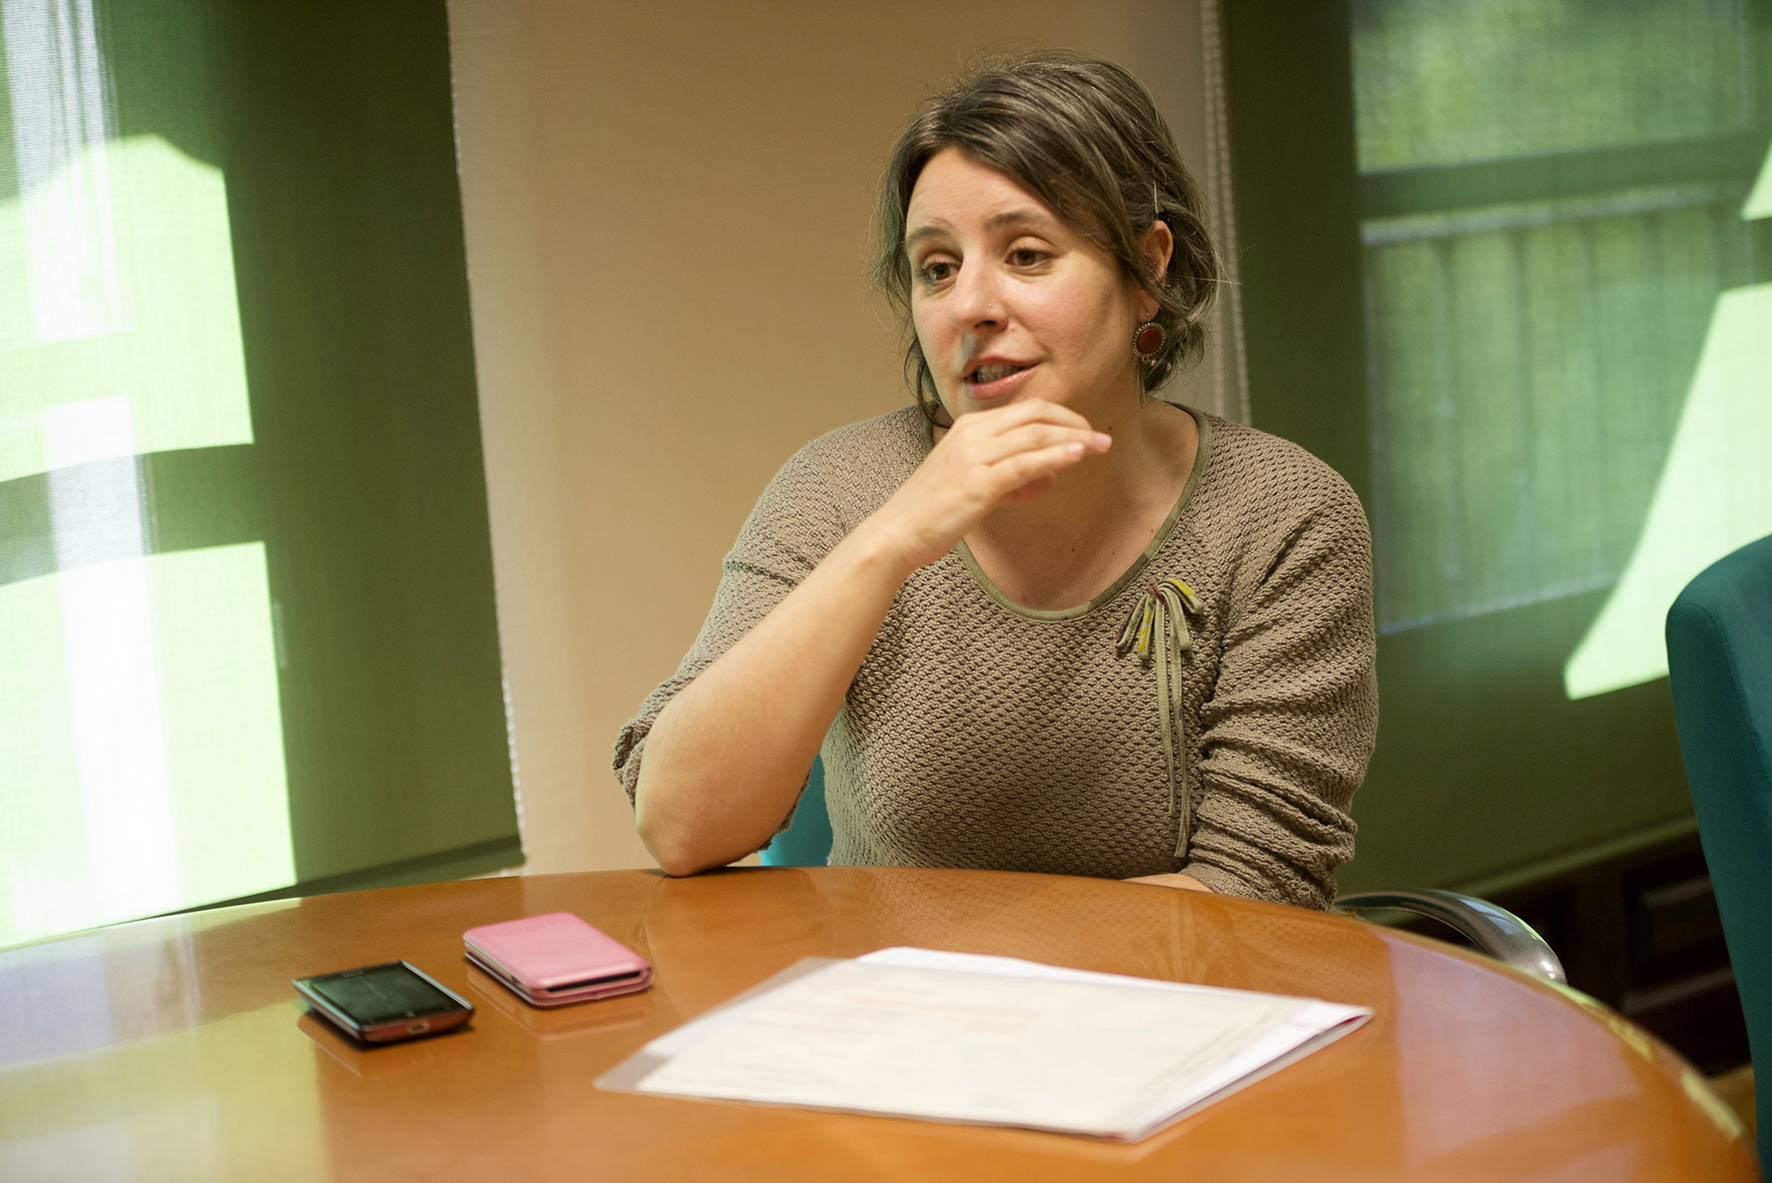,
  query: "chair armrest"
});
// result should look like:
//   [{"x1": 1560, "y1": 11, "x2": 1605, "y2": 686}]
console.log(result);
[{"x1": 1334, "y1": 889, "x2": 1568, "y2": 984}]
